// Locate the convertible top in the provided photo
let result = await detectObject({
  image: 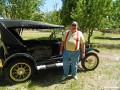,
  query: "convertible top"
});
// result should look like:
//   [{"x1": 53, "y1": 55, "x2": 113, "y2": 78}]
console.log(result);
[{"x1": 0, "y1": 19, "x2": 64, "y2": 29}]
